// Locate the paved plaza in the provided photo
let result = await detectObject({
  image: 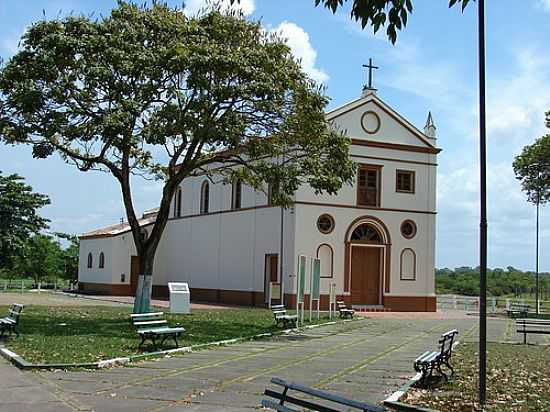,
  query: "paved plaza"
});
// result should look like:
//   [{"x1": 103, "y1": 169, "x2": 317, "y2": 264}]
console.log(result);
[{"x1": 0, "y1": 311, "x2": 516, "y2": 412}]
